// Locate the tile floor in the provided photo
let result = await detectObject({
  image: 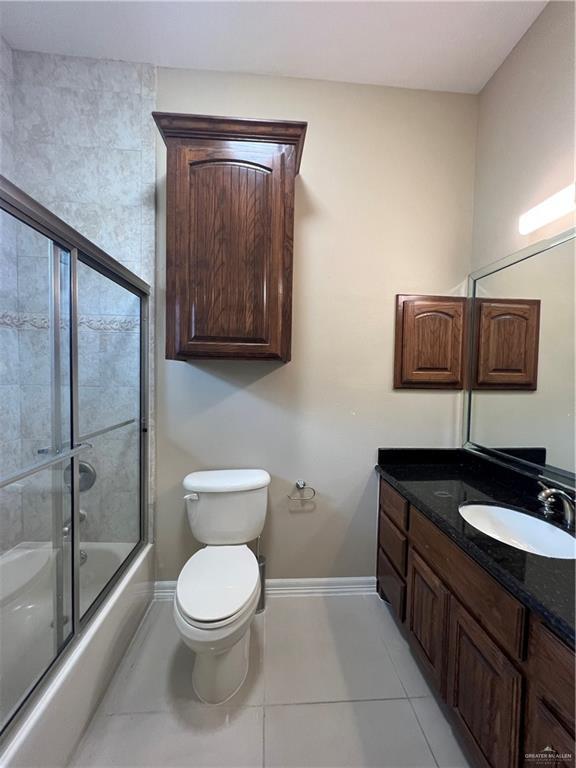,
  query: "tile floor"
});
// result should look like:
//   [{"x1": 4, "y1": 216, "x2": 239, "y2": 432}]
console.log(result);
[{"x1": 69, "y1": 594, "x2": 472, "y2": 768}]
